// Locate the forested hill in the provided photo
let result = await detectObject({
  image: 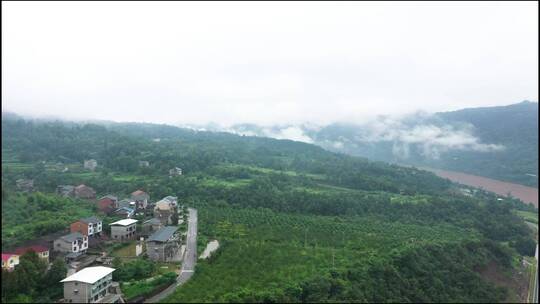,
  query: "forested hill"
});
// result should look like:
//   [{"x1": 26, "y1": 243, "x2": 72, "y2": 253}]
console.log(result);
[
  {"x1": 218, "y1": 101, "x2": 538, "y2": 187},
  {"x1": 2, "y1": 116, "x2": 452, "y2": 196},
  {"x1": 2, "y1": 114, "x2": 537, "y2": 303},
  {"x1": 430, "y1": 100, "x2": 539, "y2": 186}
]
